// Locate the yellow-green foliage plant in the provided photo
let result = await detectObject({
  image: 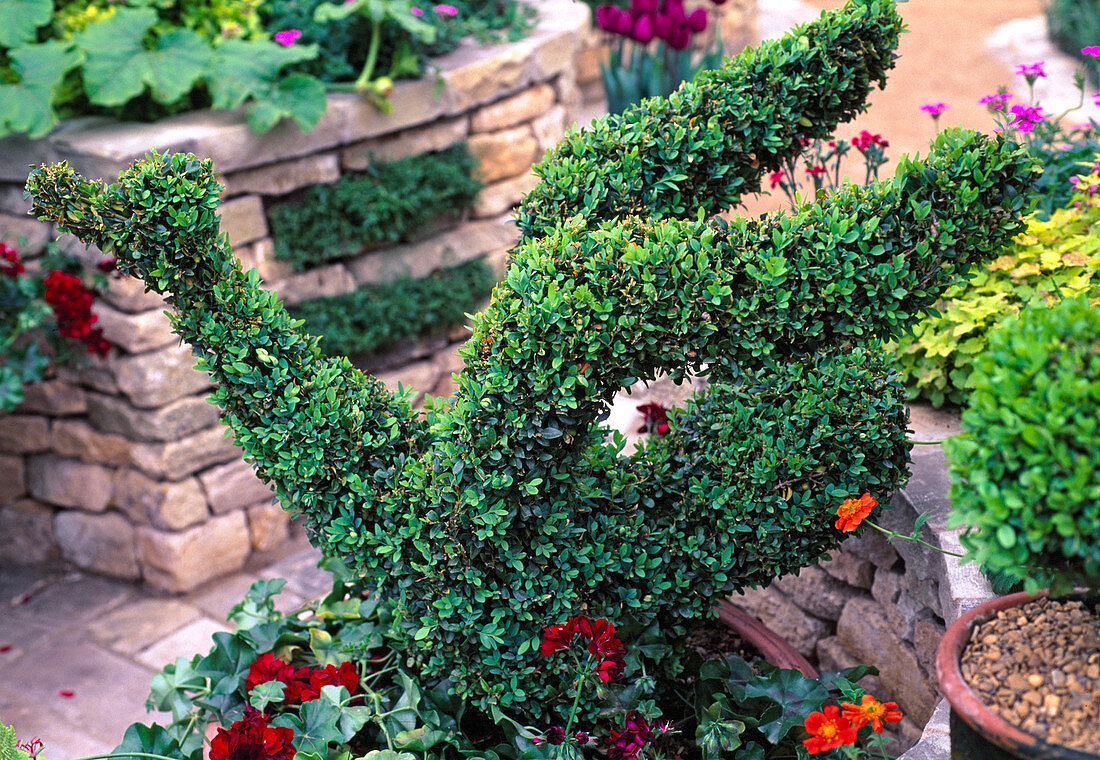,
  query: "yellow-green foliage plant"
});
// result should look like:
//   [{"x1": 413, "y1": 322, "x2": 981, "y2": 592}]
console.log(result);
[
  {"x1": 26, "y1": 0, "x2": 1038, "y2": 723},
  {"x1": 893, "y1": 163, "x2": 1100, "y2": 408}
]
